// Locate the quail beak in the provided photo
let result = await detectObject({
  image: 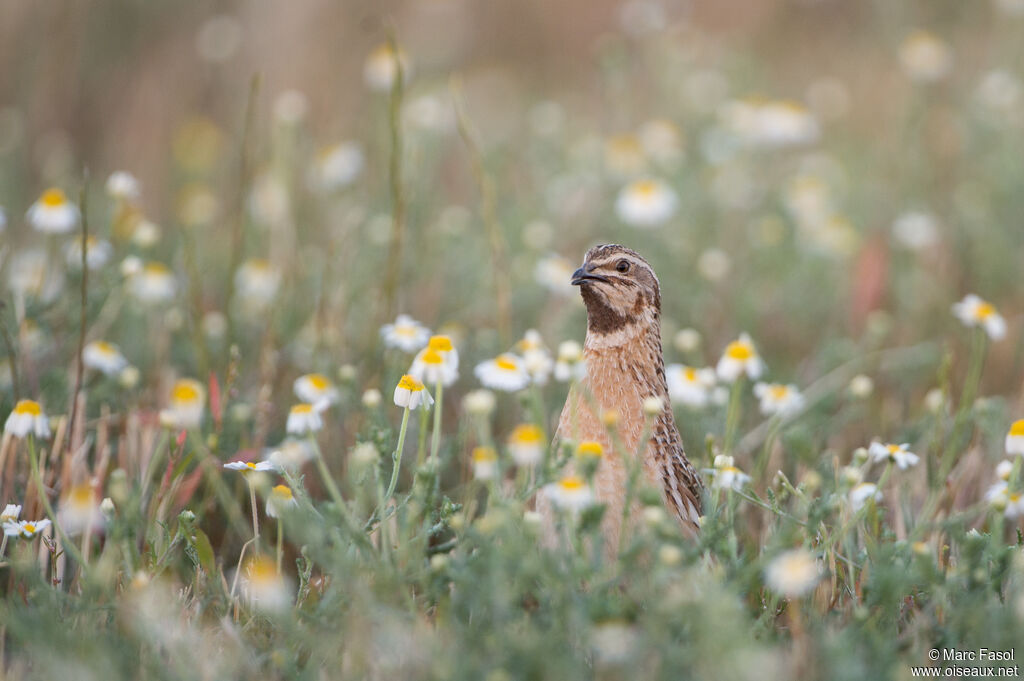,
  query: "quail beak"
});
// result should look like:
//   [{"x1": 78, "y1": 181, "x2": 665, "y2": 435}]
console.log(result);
[{"x1": 571, "y1": 266, "x2": 609, "y2": 286}]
